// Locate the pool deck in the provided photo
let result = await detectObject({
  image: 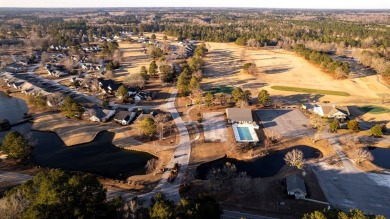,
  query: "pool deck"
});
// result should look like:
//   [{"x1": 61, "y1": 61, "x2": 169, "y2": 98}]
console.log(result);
[{"x1": 232, "y1": 123, "x2": 259, "y2": 143}]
